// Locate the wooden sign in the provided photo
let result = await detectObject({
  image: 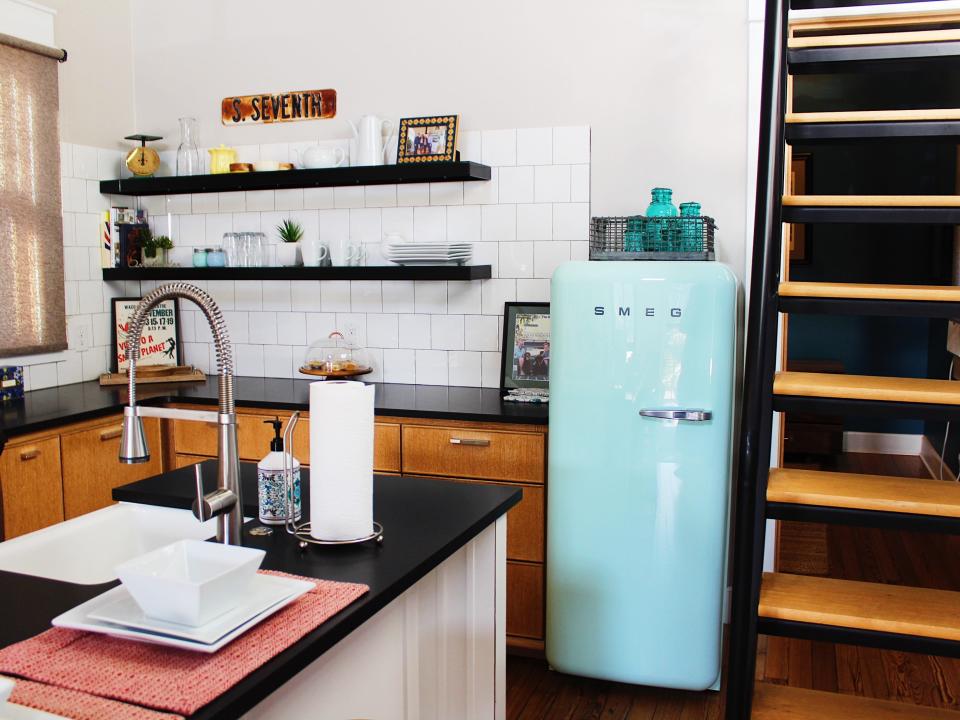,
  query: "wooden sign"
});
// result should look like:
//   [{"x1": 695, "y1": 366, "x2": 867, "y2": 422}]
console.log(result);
[{"x1": 221, "y1": 89, "x2": 337, "y2": 126}]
